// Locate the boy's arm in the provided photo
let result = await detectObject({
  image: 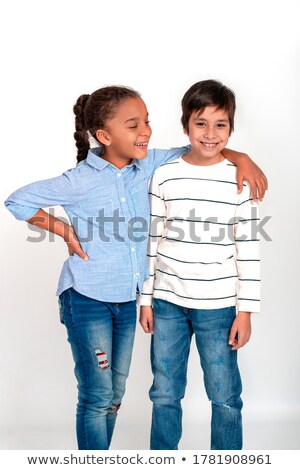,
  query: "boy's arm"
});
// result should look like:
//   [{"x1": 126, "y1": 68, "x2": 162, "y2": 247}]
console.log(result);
[
  {"x1": 229, "y1": 184, "x2": 260, "y2": 349},
  {"x1": 27, "y1": 209, "x2": 88, "y2": 260},
  {"x1": 222, "y1": 148, "x2": 268, "y2": 202},
  {"x1": 138, "y1": 173, "x2": 166, "y2": 326}
]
